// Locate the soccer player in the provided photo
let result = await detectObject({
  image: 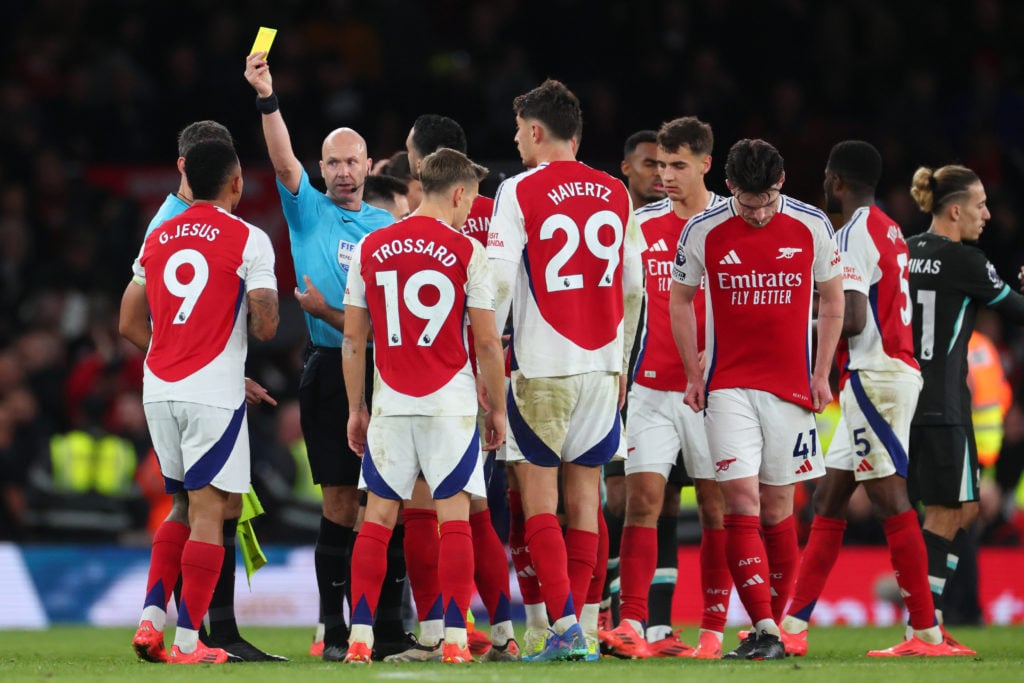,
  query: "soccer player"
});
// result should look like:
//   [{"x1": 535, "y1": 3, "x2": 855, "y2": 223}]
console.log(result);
[
  {"x1": 906, "y1": 163, "x2": 1024, "y2": 656},
  {"x1": 363, "y1": 174, "x2": 411, "y2": 221},
  {"x1": 670, "y1": 138, "x2": 843, "y2": 660},
  {"x1": 779, "y1": 140, "x2": 955, "y2": 657},
  {"x1": 382, "y1": 114, "x2": 518, "y2": 663},
  {"x1": 601, "y1": 129, "x2": 666, "y2": 631},
  {"x1": 244, "y1": 52, "x2": 403, "y2": 661},
  {"x1": 340, "y1": 148, "x2": 506, "y2": 665},
  {"x1": 488, "y1": 79, "x2": 645, "y2": 661},
  {"x1": 122, "y1": 120, "x2": 284, "y2": 663},
  {"x1": 601, "y1": 117, "x2": 730, "y2": 660},
  {"x1": 123, "y1": 139, "x2": 279, "y2": 664}
]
